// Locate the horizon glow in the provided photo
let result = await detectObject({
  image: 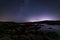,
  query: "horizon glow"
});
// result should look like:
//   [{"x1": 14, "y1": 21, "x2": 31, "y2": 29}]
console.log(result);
[{"x1": 27, "y1": 16, "x2": 57, "y2": 22}]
